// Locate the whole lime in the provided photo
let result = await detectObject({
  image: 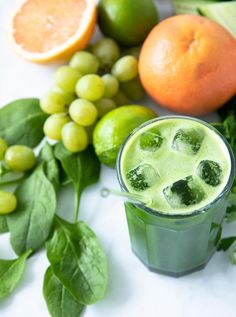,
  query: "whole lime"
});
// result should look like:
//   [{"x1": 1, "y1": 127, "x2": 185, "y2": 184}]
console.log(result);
[
  {"x1": 98, "y1": 0, "x2": 159, "y2": 47},
  {"x1": 93, "y1": 105, "x2": 157, "y2": 167}
]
